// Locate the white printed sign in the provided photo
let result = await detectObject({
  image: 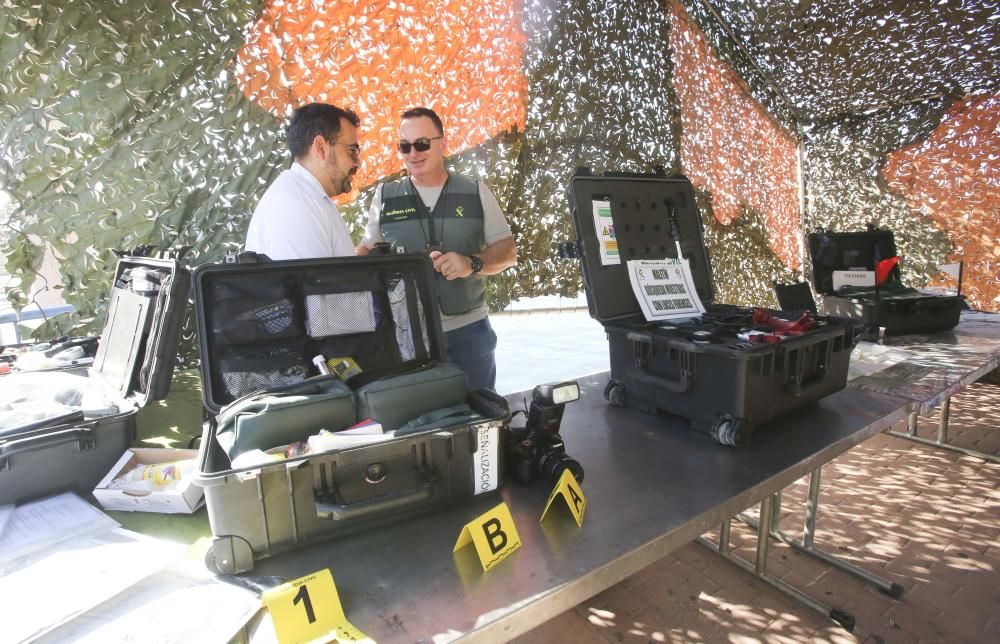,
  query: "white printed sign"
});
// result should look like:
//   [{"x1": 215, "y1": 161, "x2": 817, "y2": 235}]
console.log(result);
[
  {"x1": 591, "y1": 198, "x2": 620, "y2": 266},
  {"x1": 626, "y1": 258, "x2": 706, "y2": 321},
  {"x1": 833, "y1": 270, "x2": 876, "y2": 290},
  {"x1": 472, "y1": 424, "x2": 500, "y2": 495}
]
